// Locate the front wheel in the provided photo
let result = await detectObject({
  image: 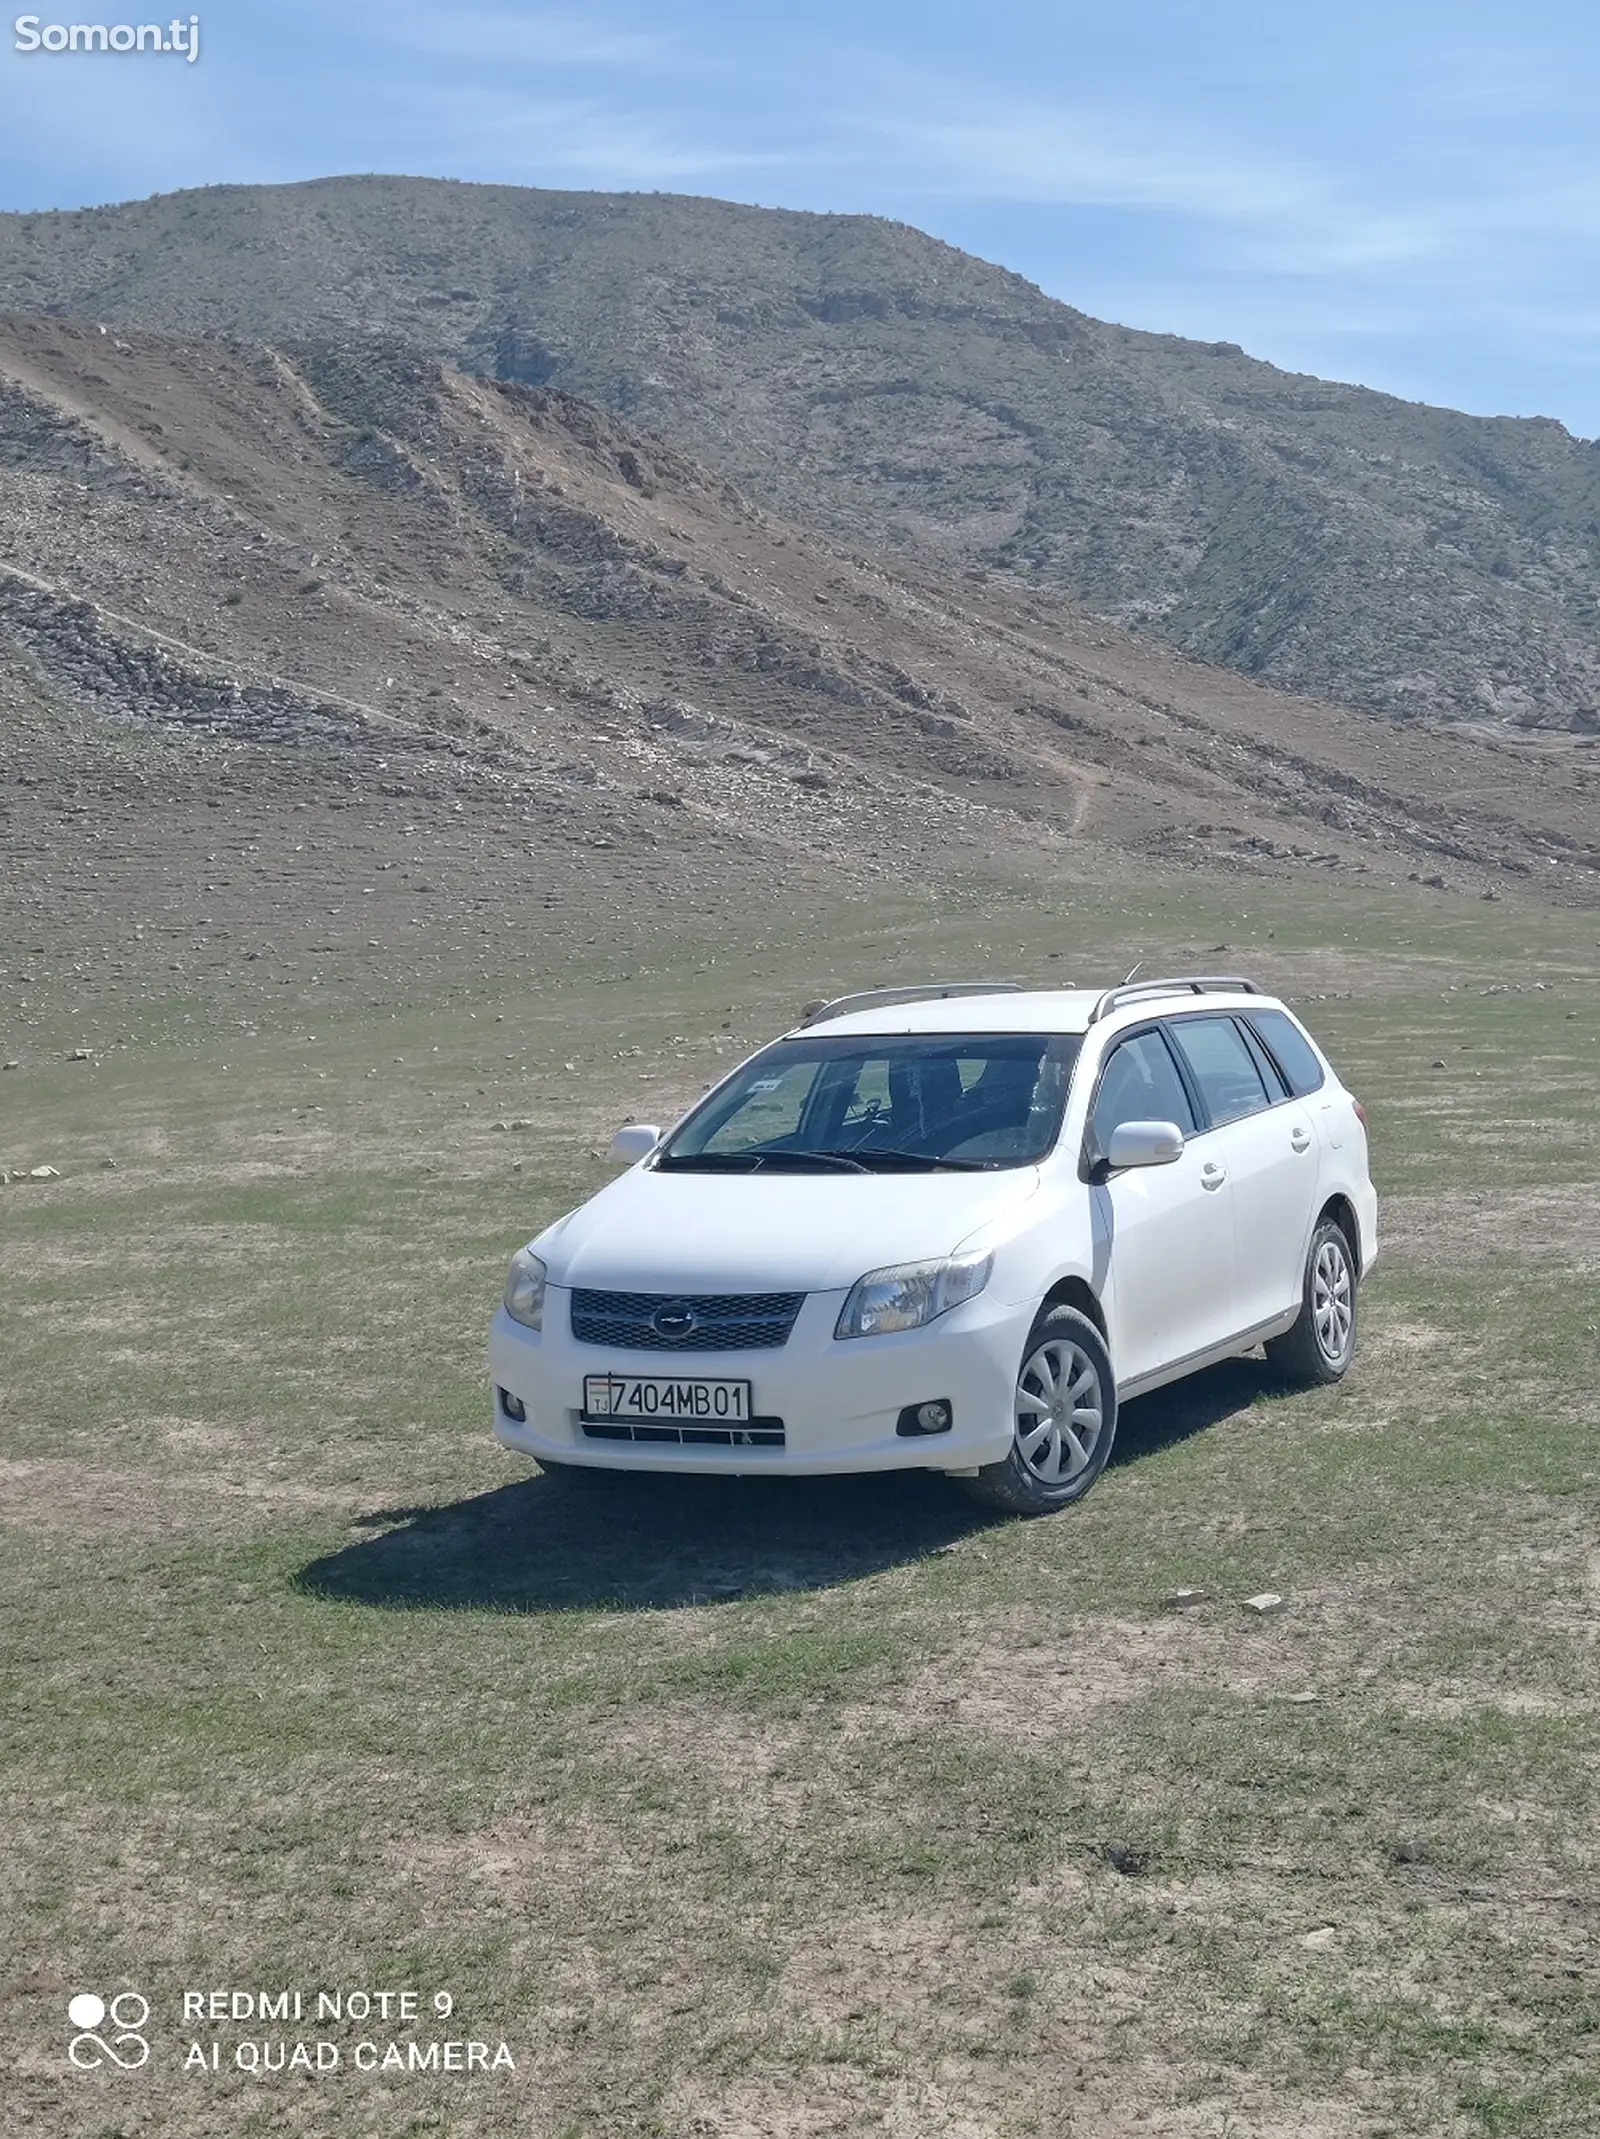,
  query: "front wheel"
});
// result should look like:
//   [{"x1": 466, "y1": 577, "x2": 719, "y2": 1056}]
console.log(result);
[
  {"x1": 960, "y1": 1304, "x2": 1118, "y2": 1516},
  {"x1": 1265, "y1": 1218, "x2": 1357, "y2": 1386}
]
